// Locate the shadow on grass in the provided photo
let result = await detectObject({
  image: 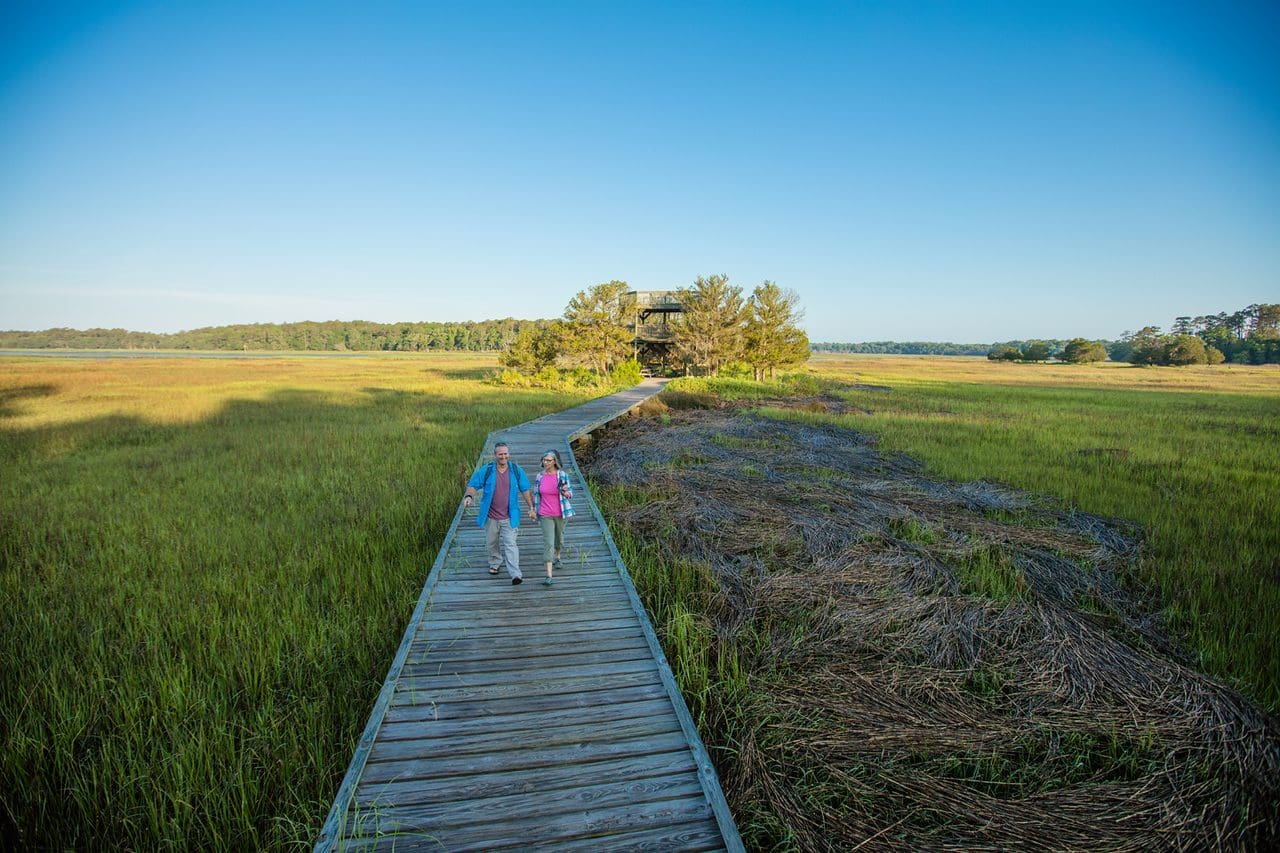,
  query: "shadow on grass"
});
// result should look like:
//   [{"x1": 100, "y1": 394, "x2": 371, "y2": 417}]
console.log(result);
[
  {"x1": 435, "y1": 366, "x2": 495, "y2": 381},
  {"x1": 0, "y1": 383, "x2": 59, "y2": 418}
]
